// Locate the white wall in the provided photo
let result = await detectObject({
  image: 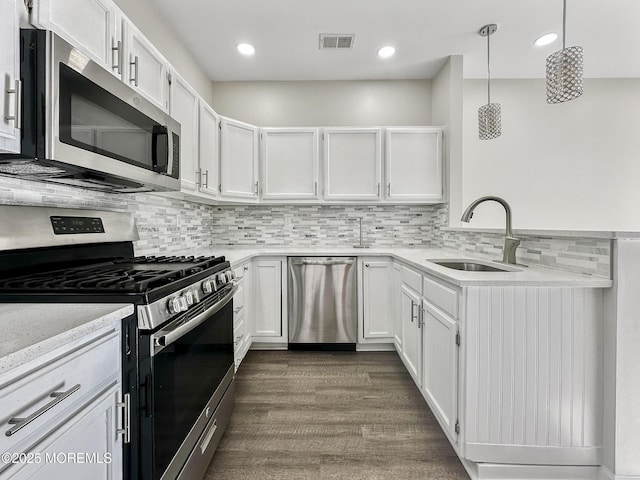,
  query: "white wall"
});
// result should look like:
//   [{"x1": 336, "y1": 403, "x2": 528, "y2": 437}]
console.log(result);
[
  {"x1": 113, "y1": 0, "x2": 213, "y2": 104},
  {"x1": 459, "y1": 78, "x2": 640, "y2": 232},
  {"x1": 211, "y1": 80, "x2": 432, "y2": 126}
]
